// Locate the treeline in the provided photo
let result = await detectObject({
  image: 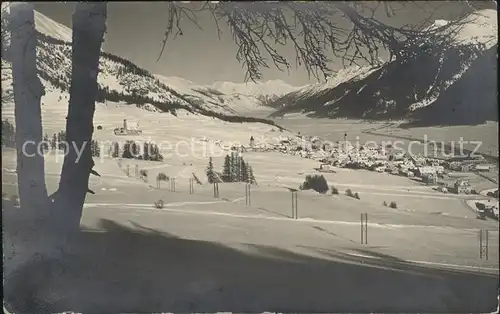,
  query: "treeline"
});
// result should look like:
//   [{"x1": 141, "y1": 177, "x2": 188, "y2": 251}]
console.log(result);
[
  {"x1": 37, "y1": 30, "x2": 155, "y2": 80},
  {"x1": 95, "y1": 86, "x2": 192, "y2": 112},
  {"x1": 36, "y1": 30, "x2": 191, "y2": 112},
  {"x1": 195, "y1": 105, "x2": 287, "y2": 130},
  {"x1": 206, "y1": 153, "x2": 256, "y2": 184},
  {"x1": 110, "y1": 140, "x2": 164, "y2": 162},
  {"x1": 1, "y1": 122, "x2": 101, "y2": 157},
  {"x1": 35, "y1": 29, "x2": 287, "y2": 130},
  {"x1": 41, "y1": 131, "x2": 100, "y2": 157}
]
